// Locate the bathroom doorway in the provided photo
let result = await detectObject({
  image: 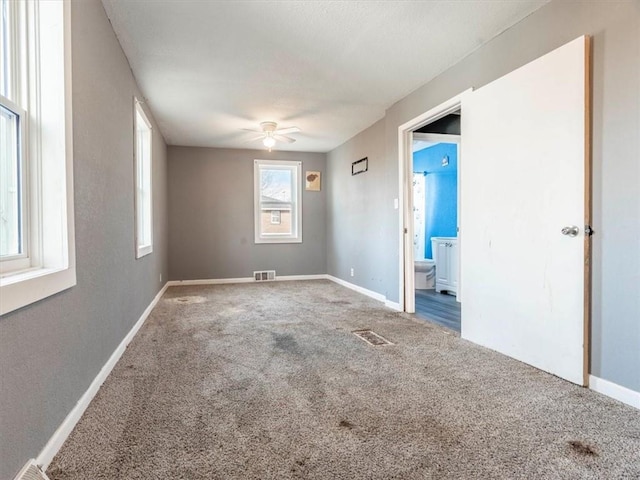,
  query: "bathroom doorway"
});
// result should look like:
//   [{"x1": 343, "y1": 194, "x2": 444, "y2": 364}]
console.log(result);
[
  {"x1": 411, "y1": 127, "x2": 461, "y2": 332},
  {"x1": 398, "y1": 89, "x2": 472, "y2": 322}
]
